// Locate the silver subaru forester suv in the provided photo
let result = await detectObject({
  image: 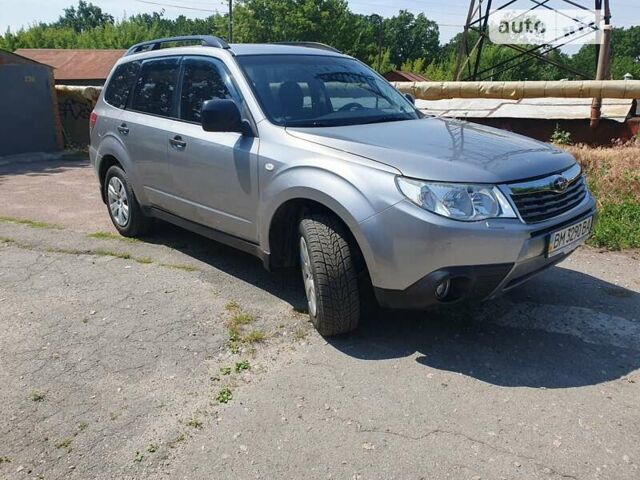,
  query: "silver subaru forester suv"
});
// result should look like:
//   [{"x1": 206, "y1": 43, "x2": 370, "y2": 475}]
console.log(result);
[{"x1": 90, "y1": 35, "x2": 596, "y2": 335}]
